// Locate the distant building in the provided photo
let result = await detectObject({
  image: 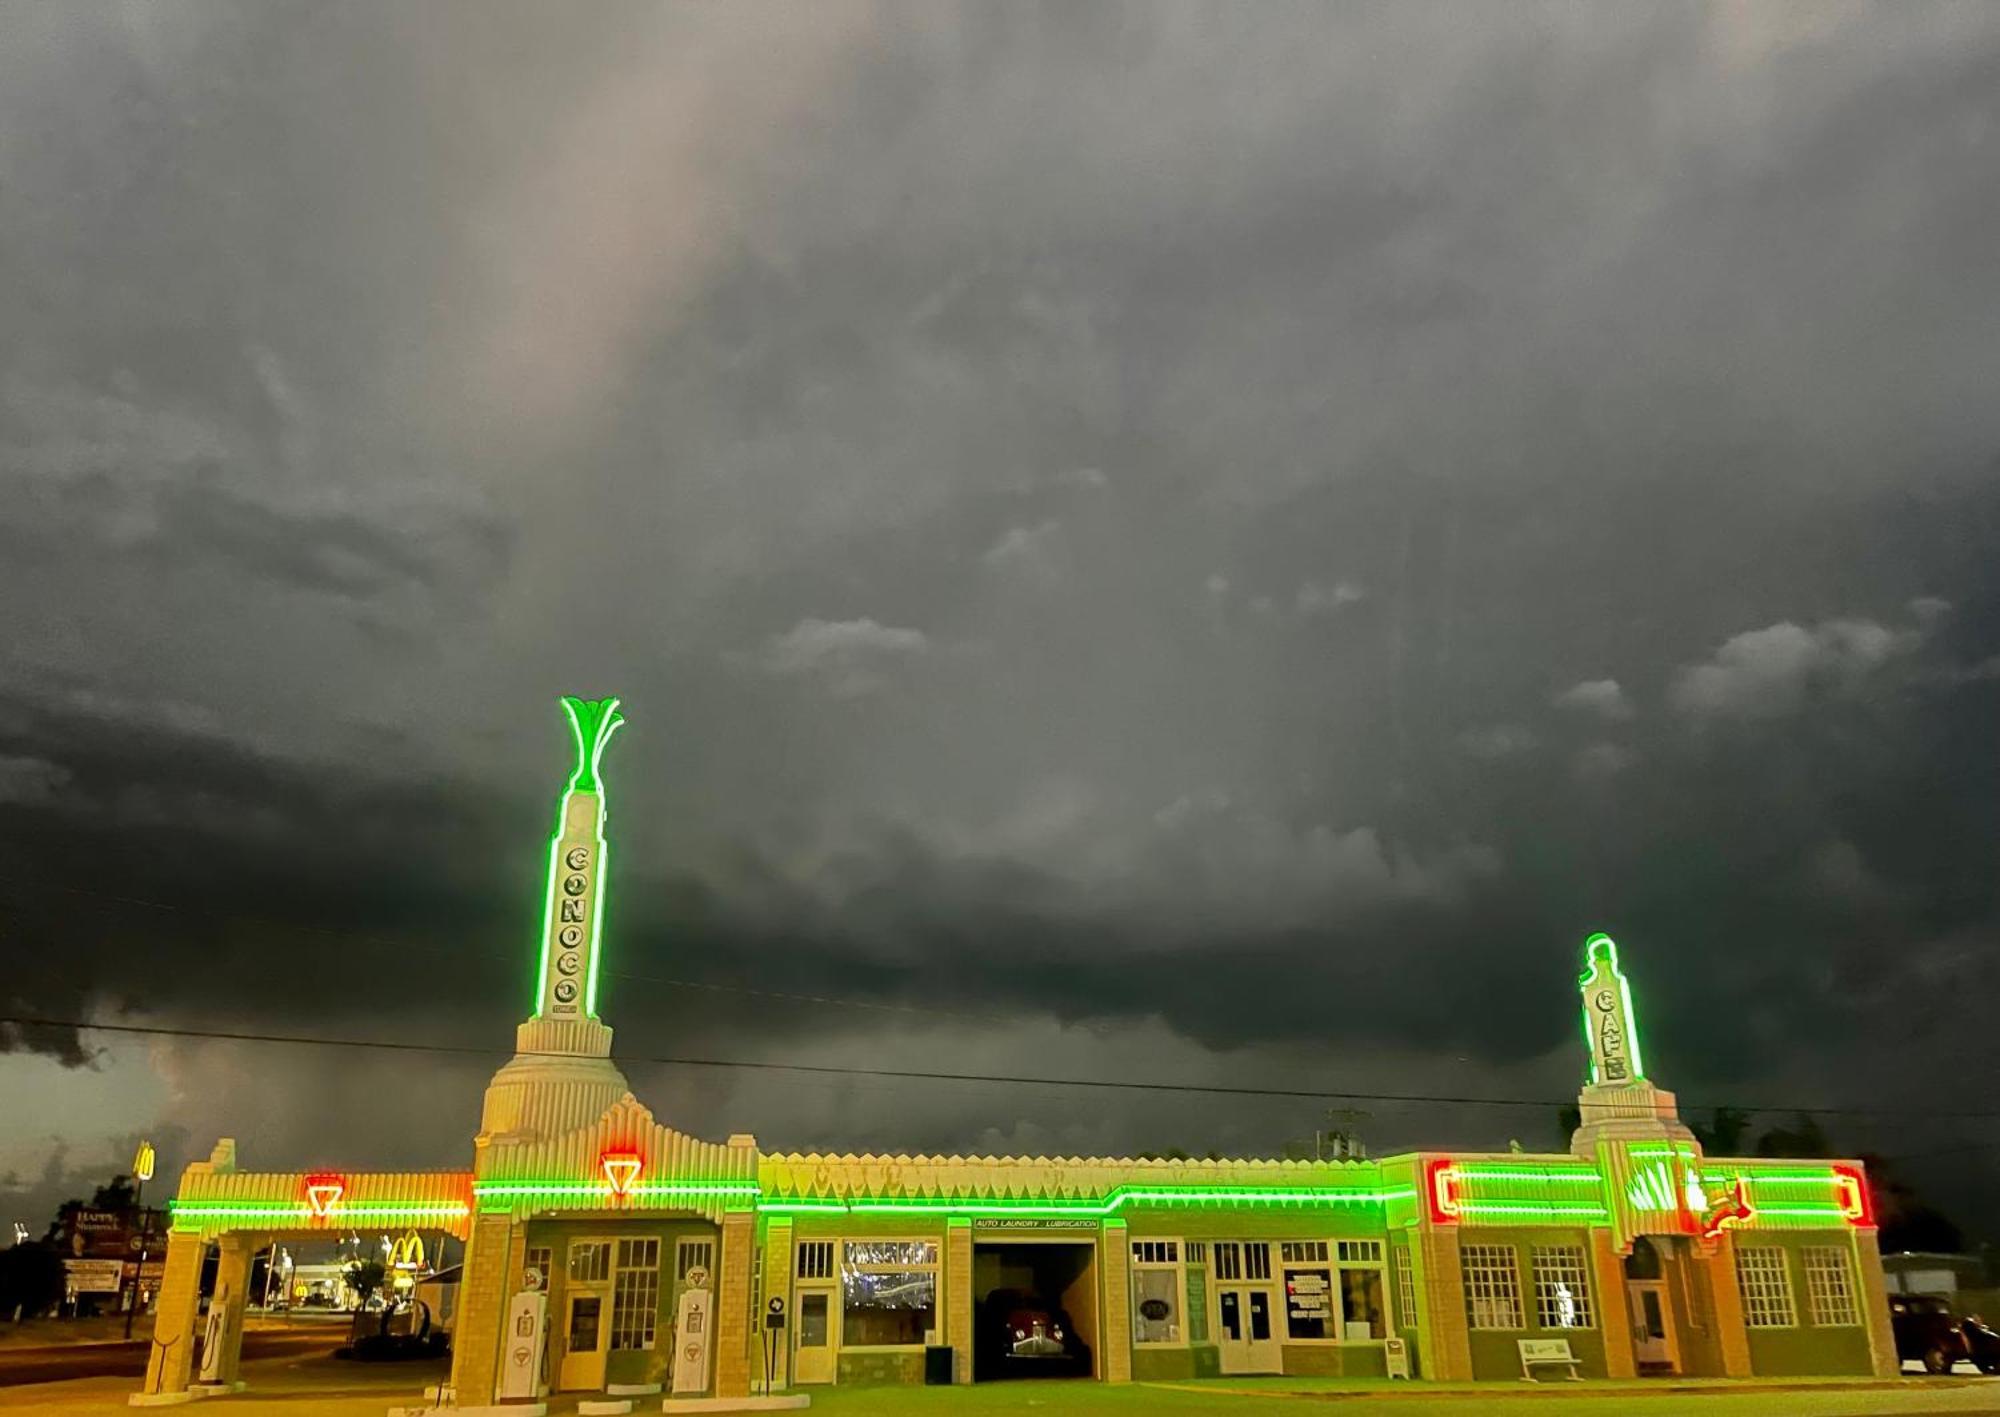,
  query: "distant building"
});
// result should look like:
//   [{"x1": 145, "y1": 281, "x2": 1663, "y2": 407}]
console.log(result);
[
  {"x1": 135, "y1": 698, "x2": 1897, "y2": 1403},
  {"x1": 1882, "y1": 1251, "x2": 1985, "y2": 1296}
]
